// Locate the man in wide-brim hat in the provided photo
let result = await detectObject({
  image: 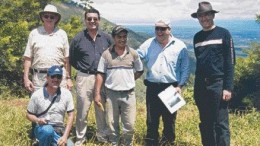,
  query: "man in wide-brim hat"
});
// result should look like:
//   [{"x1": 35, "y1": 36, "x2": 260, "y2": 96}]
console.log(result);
[
  {"x1": 191, "y1": 1, "x2": 235, "y2": 146},
  {"x1": 39, "y1": 4, "x2": 61, "y2": 25},
  {"x1": 23, "y1": 4, "x2": 73, "y2": 144},
  {"x1": 191, "y1": 1, "x2": 219, "y2": 18}
]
